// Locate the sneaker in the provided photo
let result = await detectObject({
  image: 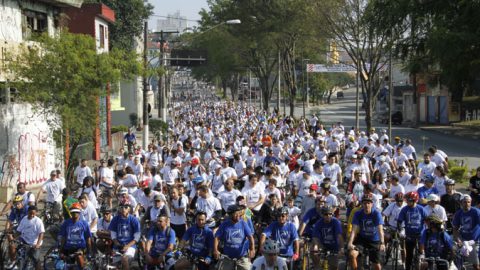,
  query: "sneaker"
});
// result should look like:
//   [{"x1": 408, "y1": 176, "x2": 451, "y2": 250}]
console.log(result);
[{"x1": 6, "y1": 260, "x2": 16, "y2": 269}]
